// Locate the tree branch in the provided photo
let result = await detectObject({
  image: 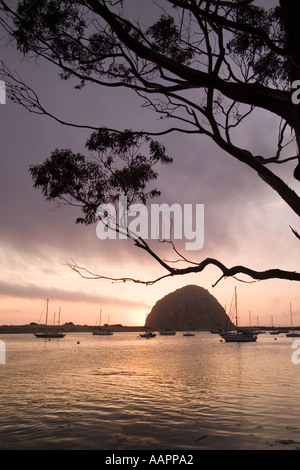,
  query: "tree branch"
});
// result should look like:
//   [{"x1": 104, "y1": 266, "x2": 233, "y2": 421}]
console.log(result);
[
  {"x1": 66, "y1": 256, "x2": 300, "y2": 287},
  {"x1": 84, "y1": 0, "x2": 293, "y2": 125}
]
